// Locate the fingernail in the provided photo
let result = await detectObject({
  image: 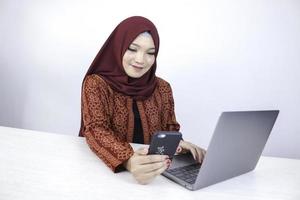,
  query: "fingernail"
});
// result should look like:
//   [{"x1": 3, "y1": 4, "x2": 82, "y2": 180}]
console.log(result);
[
  {"x1": 165, "y1": 160, "x2": 169, "y2": 166},
  {"x1": 165, "y1": 160, "x2": 171, "y2": 168},
  {"x1": 176, "y1": 147, "x2": 181, "y2": 152}
]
